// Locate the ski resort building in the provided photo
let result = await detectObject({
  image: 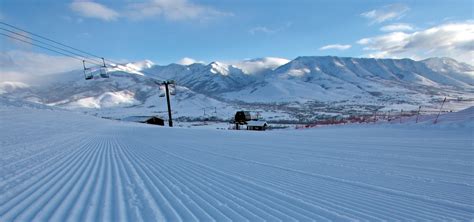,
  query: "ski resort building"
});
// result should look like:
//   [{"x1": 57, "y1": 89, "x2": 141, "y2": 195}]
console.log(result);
[
  {"x1": 122, "y1": 116, "x2": 165, "y2": 126},
  {"x1": 246, "y1": 120, "x2": 268, "y2": 131}
]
